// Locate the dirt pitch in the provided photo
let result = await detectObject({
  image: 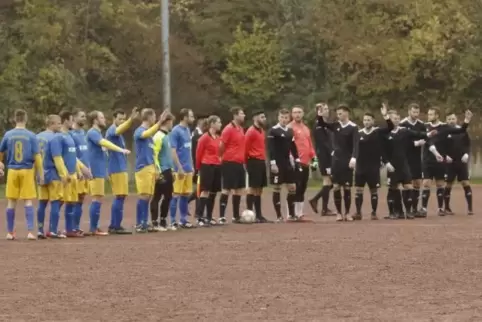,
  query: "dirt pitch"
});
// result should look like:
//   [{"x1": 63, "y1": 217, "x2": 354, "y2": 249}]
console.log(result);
[{"x1": 1, "y1": 186, "x2": 482, "y2": 321}]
